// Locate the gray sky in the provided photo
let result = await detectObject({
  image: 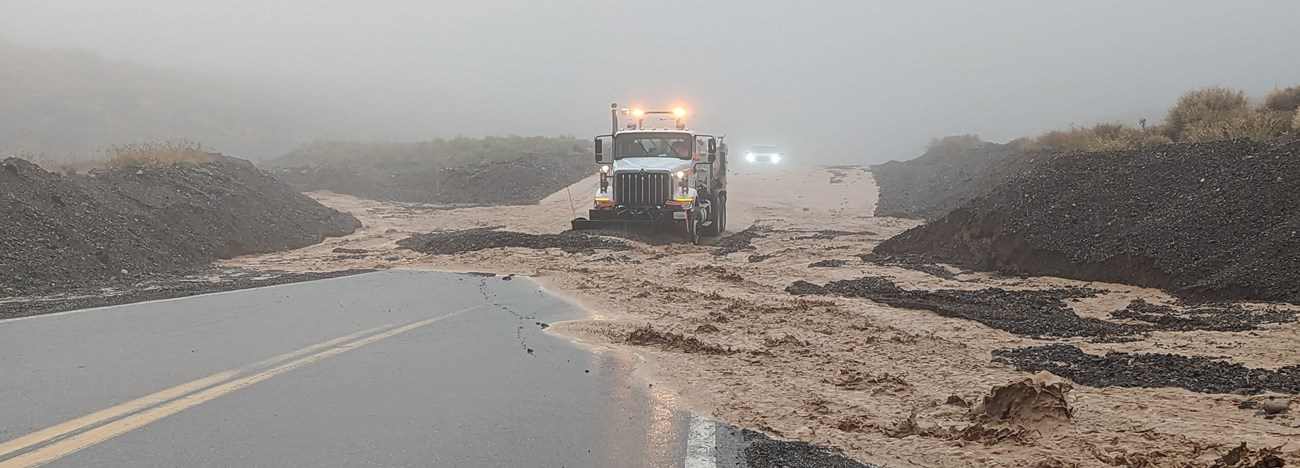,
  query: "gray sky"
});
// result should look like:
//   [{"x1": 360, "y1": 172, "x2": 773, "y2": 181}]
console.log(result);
[{"x1": 3, "y1": 0, "x2": 1298, "y2": 162}]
